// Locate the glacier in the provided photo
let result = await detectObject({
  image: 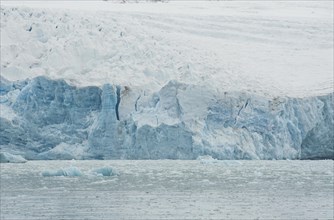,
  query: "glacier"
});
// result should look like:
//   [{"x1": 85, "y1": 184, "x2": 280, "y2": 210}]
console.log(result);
[
  {"x1": 0, "y1": 3, "x2": 333, "y2": 160},
  {"x1": 0, "y1": 76, "x2": 333, "y2": 160}
]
